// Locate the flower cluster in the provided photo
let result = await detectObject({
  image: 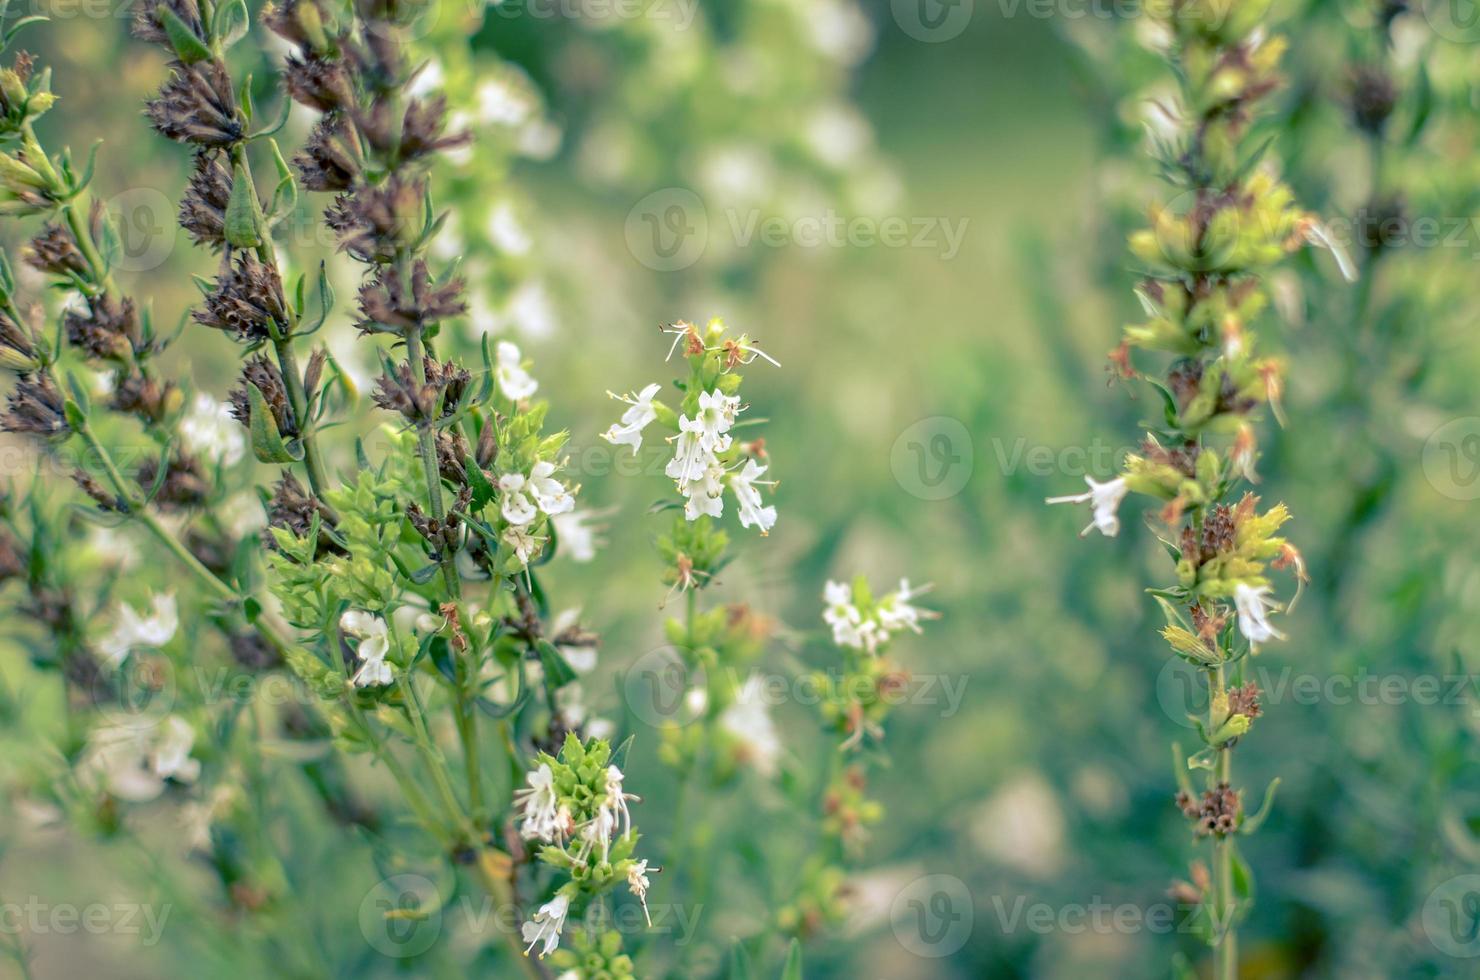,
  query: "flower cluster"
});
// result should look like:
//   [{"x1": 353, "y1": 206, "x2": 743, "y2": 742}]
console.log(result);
[
  {"x1": 603, "y1": 318, "x2": 778, "y2": 534},
  {"x1": 822, "y1": 576, "x2": 932, "y2": 654},
  {"x1": 514, "y1": 735, "x2": 651, "y2": 958},
  {"x1": 1045, "y1": 0, "x2": 1337, "y2": 968}
]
